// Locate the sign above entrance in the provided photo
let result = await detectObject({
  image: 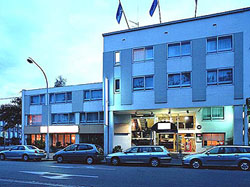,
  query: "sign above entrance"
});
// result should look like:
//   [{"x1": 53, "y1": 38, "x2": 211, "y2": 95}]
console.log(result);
[
  {"x1": 158, "y1": 123, "x2": 171, "y2": 130},
  {"x1": 40, "y1": 126, "x2": 79, "y2": 133}
]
